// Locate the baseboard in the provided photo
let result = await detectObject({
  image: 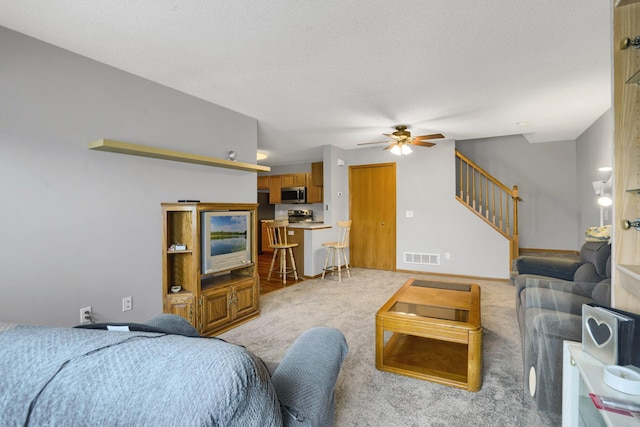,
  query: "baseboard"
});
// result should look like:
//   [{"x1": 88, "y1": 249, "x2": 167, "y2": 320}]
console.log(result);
[
  {"x1": 519, "y1": 247, "x2": 579, "y2": 256},
  {"x1": 394, "y1": 268, "x2": 511, "y2": 283}
]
